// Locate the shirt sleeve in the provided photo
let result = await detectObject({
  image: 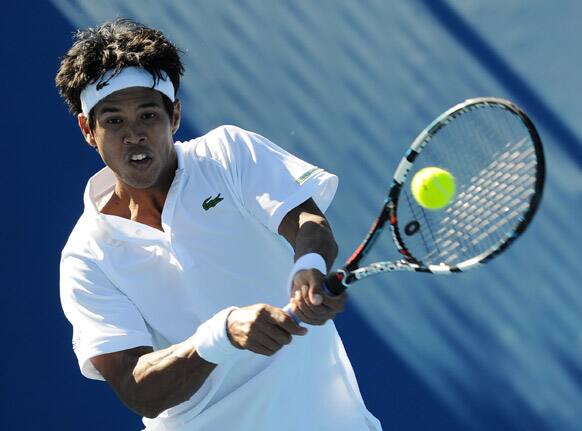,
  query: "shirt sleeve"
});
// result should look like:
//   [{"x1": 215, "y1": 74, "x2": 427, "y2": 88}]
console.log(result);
[
  {"x1": 60, "y1": 254, "x2": 154, "y2": 380},
  {"x1": 221, "y1": 125, "x2": 339, "y2": 233}
]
